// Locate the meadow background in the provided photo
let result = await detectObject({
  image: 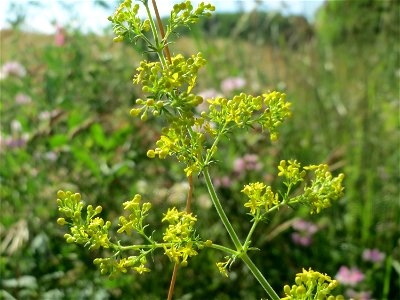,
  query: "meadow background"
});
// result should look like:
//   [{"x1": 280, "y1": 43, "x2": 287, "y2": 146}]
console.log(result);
[{"x1": 1, "y1": 0, "x2": 399, "y2": 299}]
